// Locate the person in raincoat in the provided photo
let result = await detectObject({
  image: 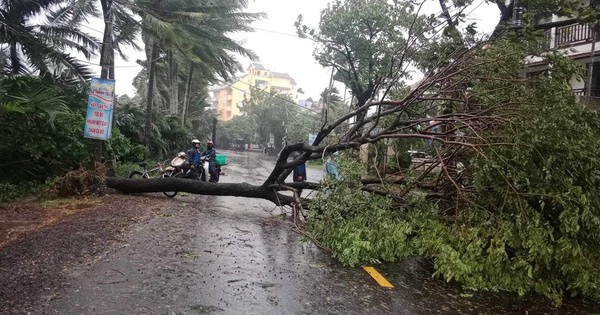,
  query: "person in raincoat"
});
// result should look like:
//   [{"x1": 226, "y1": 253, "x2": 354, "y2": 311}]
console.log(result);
[{"x1": 323, "y1": 151, "x2": 341, "y2": 182}]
